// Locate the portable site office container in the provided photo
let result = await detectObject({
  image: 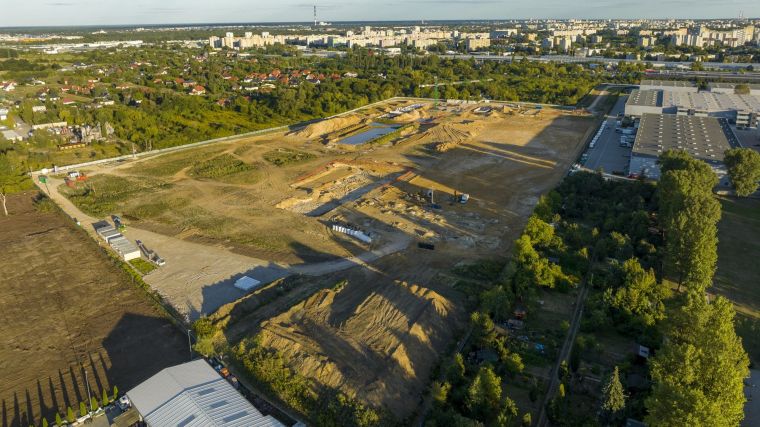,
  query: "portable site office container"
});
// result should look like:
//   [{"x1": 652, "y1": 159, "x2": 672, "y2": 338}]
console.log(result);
[
  {"x1": 100, "y1": 228, "x2": 123, "y2": 243},
  {"x1": 234, "y1": 276, "x2": 262, "y2": 292},
  {"x1": 96, "y1": 224, "x2": 117, "y2": 239},
  {"x1": 110, "y1": 236, "x2": 141, "y2": 261}
]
